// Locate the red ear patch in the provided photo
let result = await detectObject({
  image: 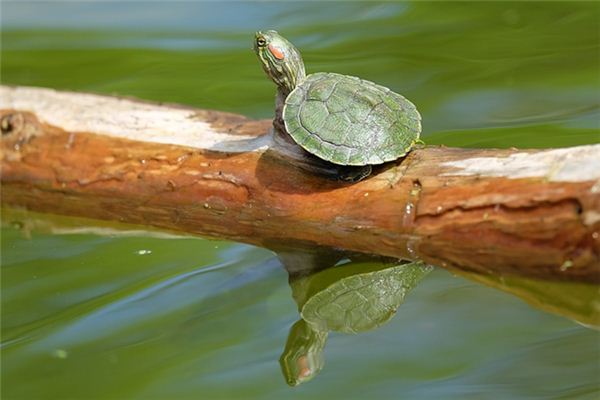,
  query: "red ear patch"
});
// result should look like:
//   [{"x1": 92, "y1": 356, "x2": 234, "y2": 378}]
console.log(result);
[{"x1": 268, "y1": 44, "x2": 285, "y2": 60}]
